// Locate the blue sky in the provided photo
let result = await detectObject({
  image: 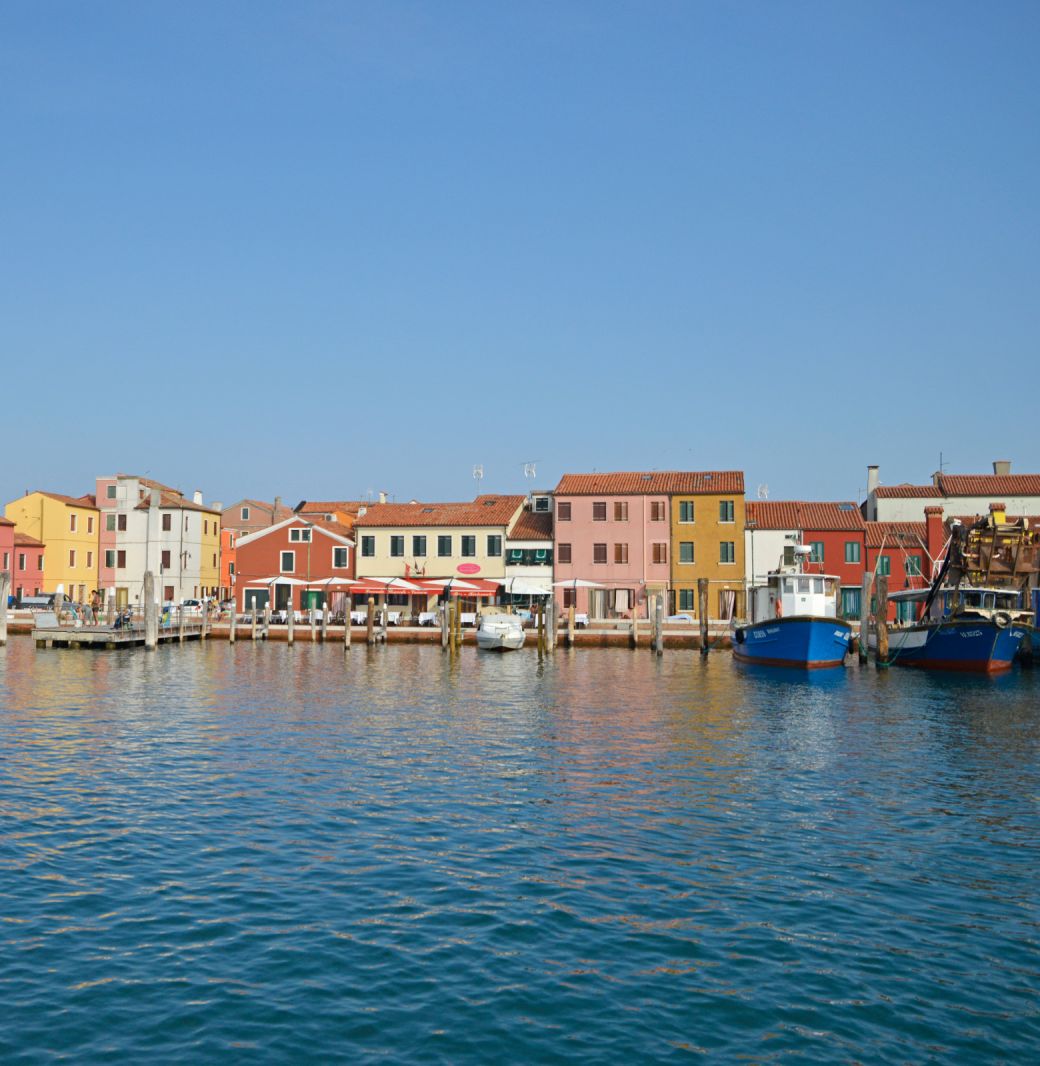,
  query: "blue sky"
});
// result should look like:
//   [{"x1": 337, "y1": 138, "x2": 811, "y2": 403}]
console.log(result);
[{"x1": 2, "y1": 1, "x2": 1037, "y2": 508}]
